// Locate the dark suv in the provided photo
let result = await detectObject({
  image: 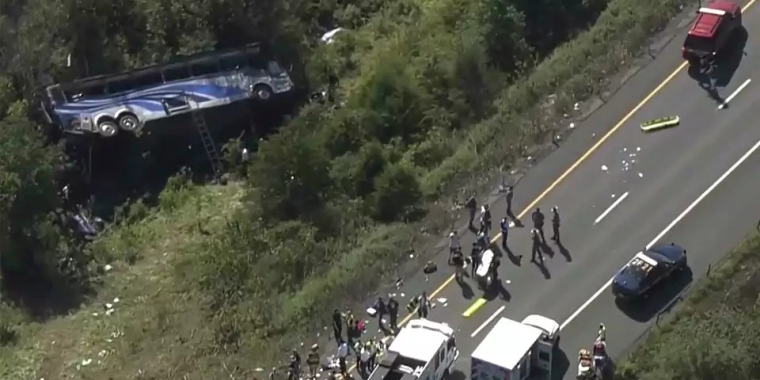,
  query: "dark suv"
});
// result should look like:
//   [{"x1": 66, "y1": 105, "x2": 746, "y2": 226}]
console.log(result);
[{"x1": 682, "y1": 0, "x2": 742, "y2": 66}]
